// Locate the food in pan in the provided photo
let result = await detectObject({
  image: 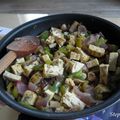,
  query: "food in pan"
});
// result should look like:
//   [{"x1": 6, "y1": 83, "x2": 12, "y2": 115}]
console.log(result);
[{"x1": 3, "y1": 21, "x2": 120, "y2": 112}]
